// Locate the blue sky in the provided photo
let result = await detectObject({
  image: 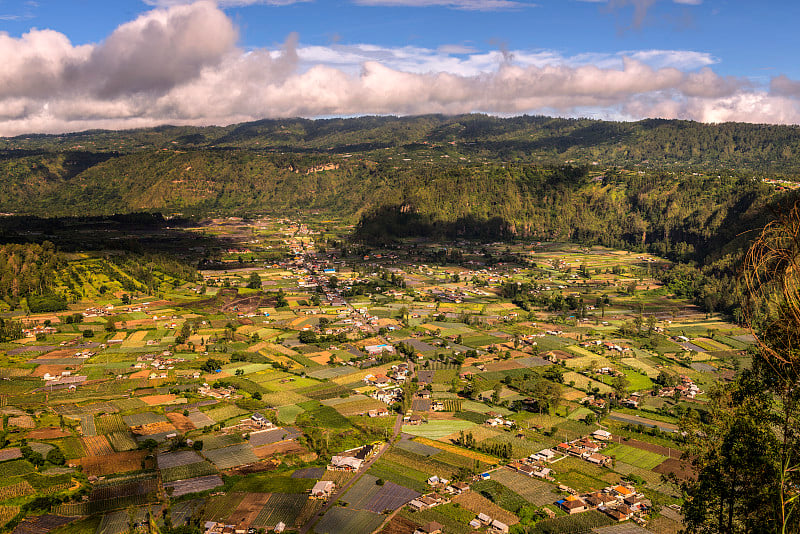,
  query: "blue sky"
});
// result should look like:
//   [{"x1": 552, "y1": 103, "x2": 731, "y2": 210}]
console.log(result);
[{"x1": 0, "y1": 0, "x2": 799, "y2": 134}]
